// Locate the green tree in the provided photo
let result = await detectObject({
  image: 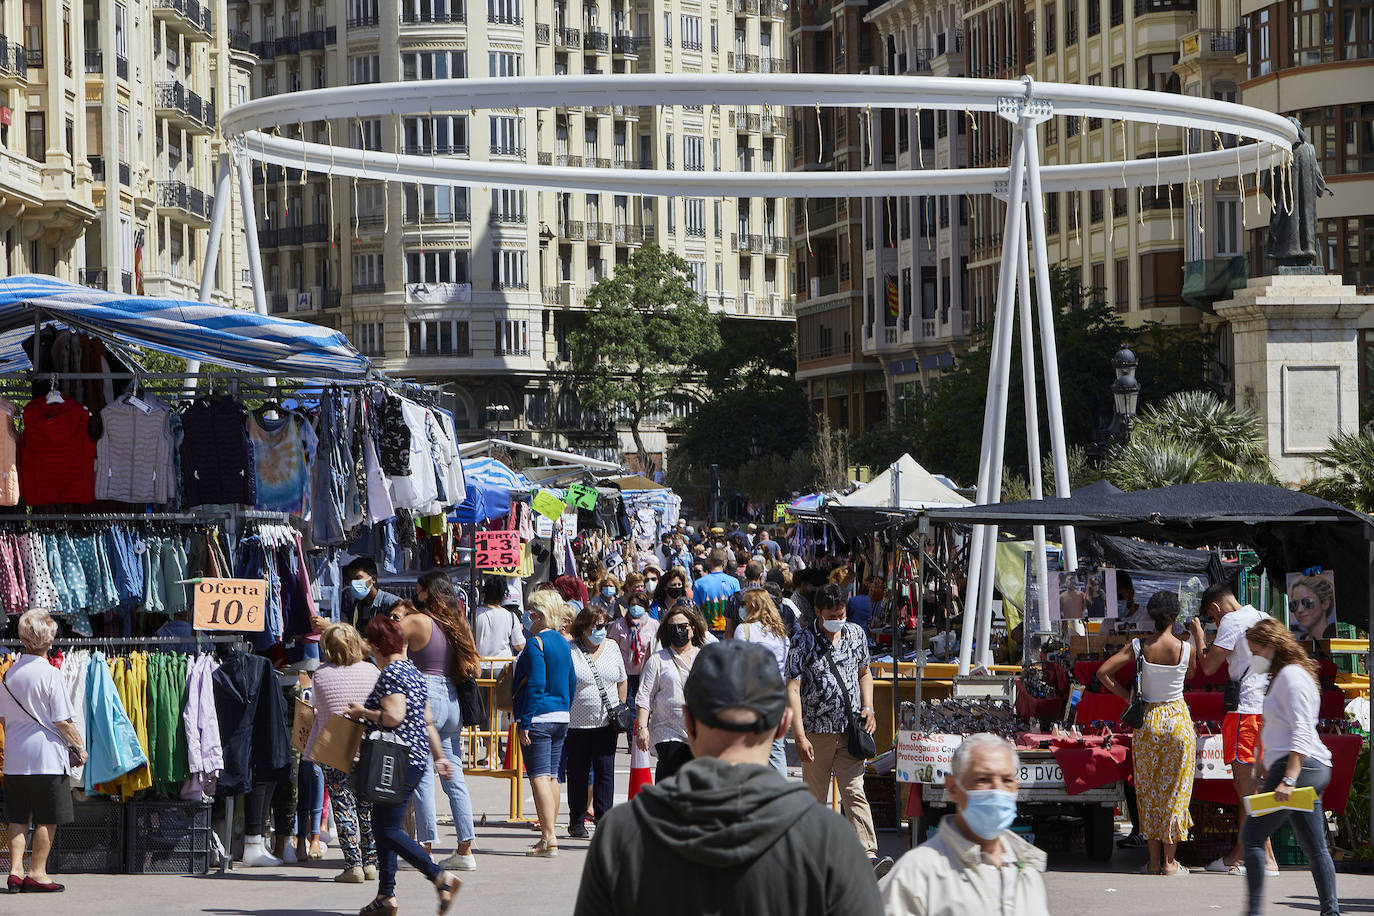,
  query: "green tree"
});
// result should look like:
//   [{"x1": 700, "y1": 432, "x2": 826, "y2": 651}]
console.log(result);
[
  {"x1": 568, "y1": 245, "x2": 721, "y2": 471},
  {"x1": 1303, "y1": 430, "x2": 1374, "y2": 513},
  {"x1": 1103, "y1": 391, "x2": 1273, "y2": 489}
]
